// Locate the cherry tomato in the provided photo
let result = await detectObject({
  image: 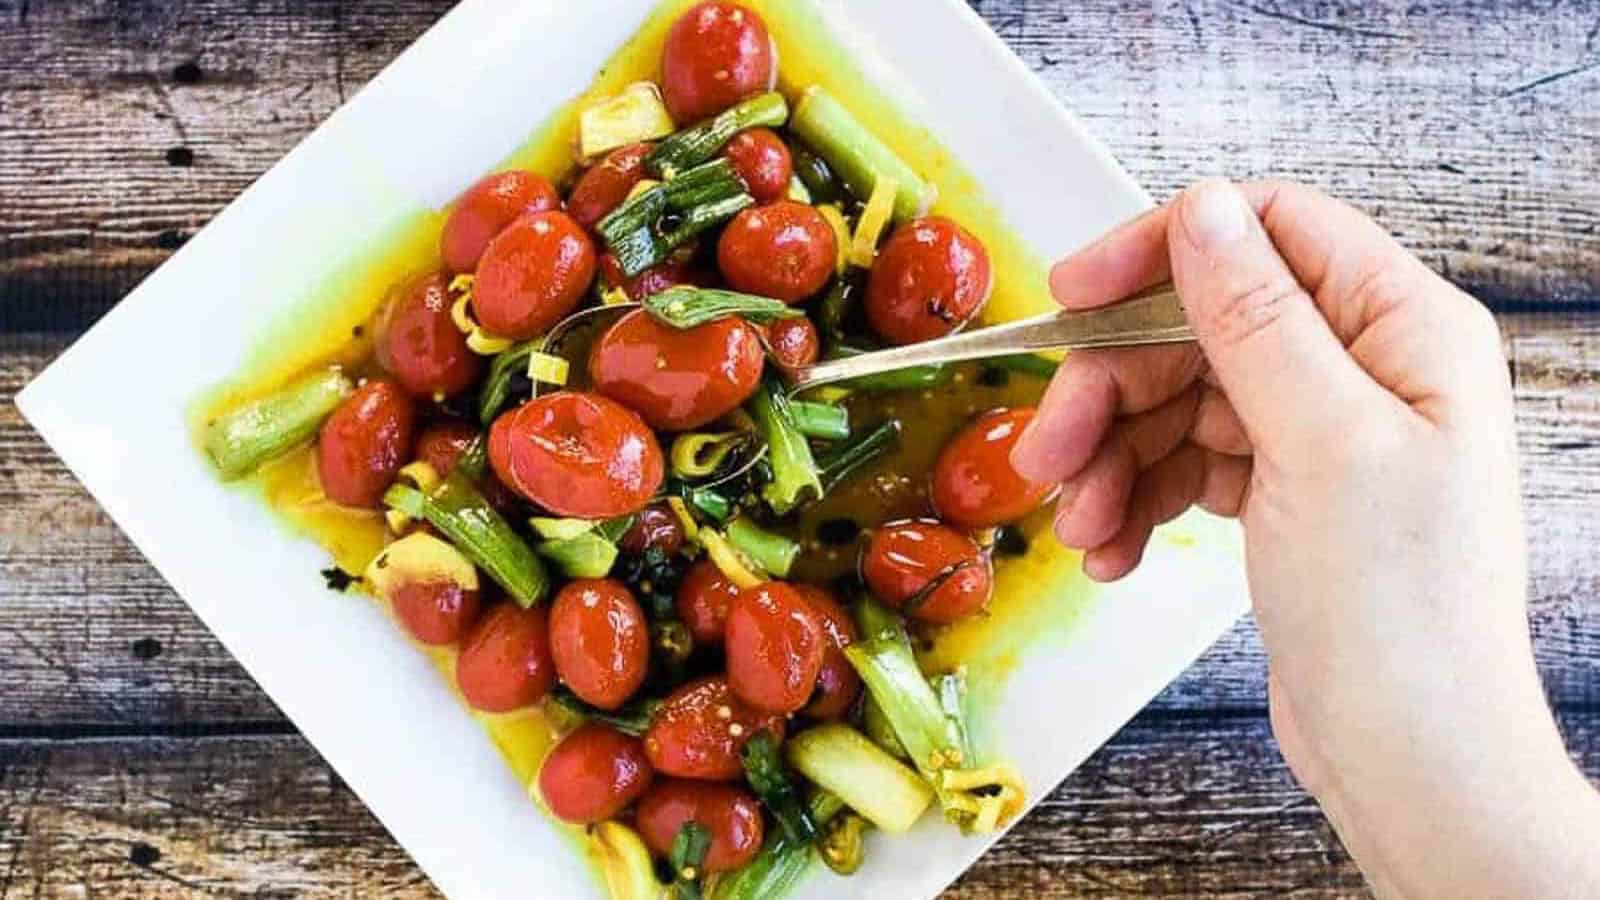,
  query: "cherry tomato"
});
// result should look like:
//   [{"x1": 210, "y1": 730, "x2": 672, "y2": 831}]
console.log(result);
[
  {"x1": 537, "y1": 724, "x2": 655, "y2": 825},
  {"x1": 643, "y1": 676, "x2": 784, "y2": 780},
  {"x1": 866, "y1": 217, "x2": 993, "y2": 345},
  {"x1": 675, "y1": 560, "x2": 742, "y2": 646},
  {"x1": 455, "y1": 603, "x2": 555, "y2": 713},
  {"x1": 932, "y1": 407, "x2": 1054, "y2": 529},
  {"x1": 764, "y1": 315, "x2": 819, "y2": 370},
  {"x1": 414, "y1": 420, "x2": 518, "y2": 513},
  {"x1": 621, "y1": 501, "x2": 686, "y2": 557},
  {"x1": 488, "y1": 392, "x2": 664, "y2": 519},
  {"x1": 589, "y1": 308, "x2": 764, "y2": 431},
  {"x1": 440, "y1": 171, "x2": 560, "y2": 274},
  {"x1": 717, "y1": 201, "x2": 836, "y2": 303},
  {"x1": 472, "y1": 211, "x2": 596, "y2": 340},
  {"x1": 725, "y1": 582, "x2": 826, "y2": 714},
  {"x1": 598, "y1": 252, "x2": 707, "y2": 303},
  {"x1": 393, "y1": 580, "x2": 481, "y2": 646},
  {"x1": 636, "y1": 779, "x2": 764, "y2": 873},
  {"x1": 568, "y1": 143, "x2": 655, "y2": 232},
  {"x1": 317, "y1": 379, "x2": 418, "y2": 509},
  {"x1": 860, "y1": 519, "x2": 994, "y2": 624},
  {"x1": 660, "y1": 2, "x2": 774, "y2": 124},
  {"x1": 794, "y1": 585, "x2": 860, "y2": 720},
  {"x1": 549, "y1": 579, "x2": 650, "y2": 710},
  {"x1": 722, "y1": 128, "x2": 792, "y2": 204},
  {"x1": 375, "y1": 272, "x2": 483, "y2": 400}
]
